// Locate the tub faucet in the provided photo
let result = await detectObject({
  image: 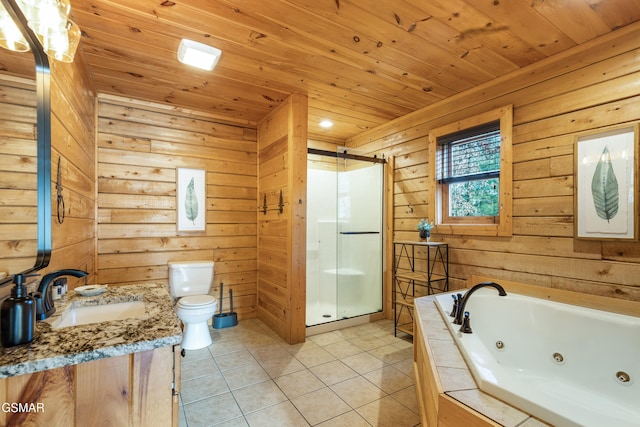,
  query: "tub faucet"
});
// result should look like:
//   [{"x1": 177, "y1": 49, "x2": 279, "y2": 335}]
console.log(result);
[
  {"x1": 453, "y1": 281, "x2": 507, "y2": 326},
  {"x1": 32, "y1": 269, "x2": 88, "y2": 320},
  {"x1": 449, "y1": 293, "x2": 463, "y2": 318}
]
